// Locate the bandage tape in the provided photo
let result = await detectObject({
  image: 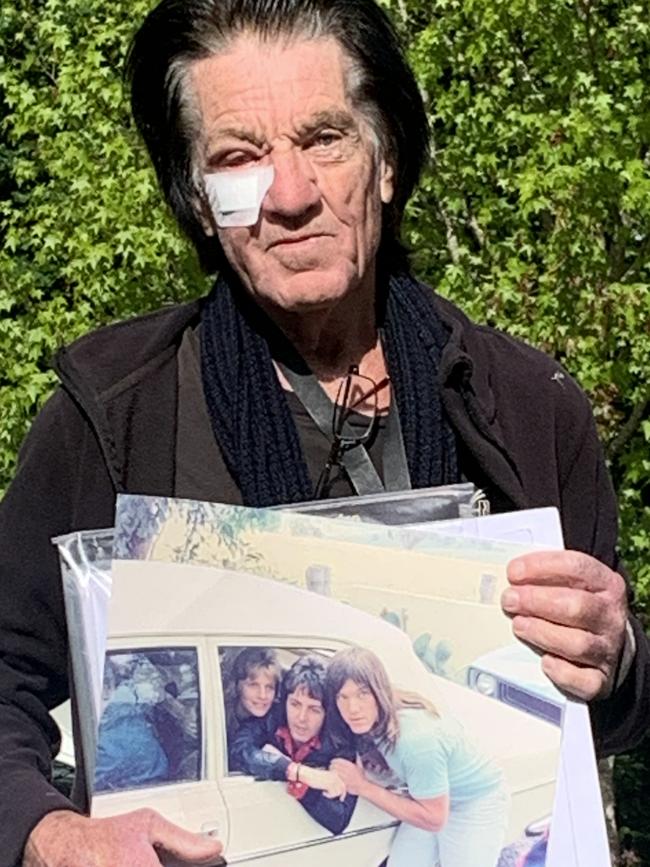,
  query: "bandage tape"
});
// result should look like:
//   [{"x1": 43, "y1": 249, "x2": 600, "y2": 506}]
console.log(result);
[{"x1": 204, "y1": 164, "x2": 275, "y2": 228}]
